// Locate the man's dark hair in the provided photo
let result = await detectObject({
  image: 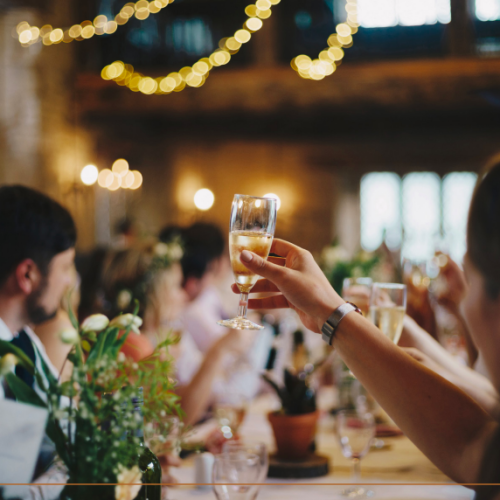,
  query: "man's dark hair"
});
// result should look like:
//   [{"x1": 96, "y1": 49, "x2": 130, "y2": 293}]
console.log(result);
[
  {"x1": 179, "y1": 223, "x2": 225, "y2": 280},
  {"x1": 0, "y1": 185, "x2": 77, "y2": 286}
]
